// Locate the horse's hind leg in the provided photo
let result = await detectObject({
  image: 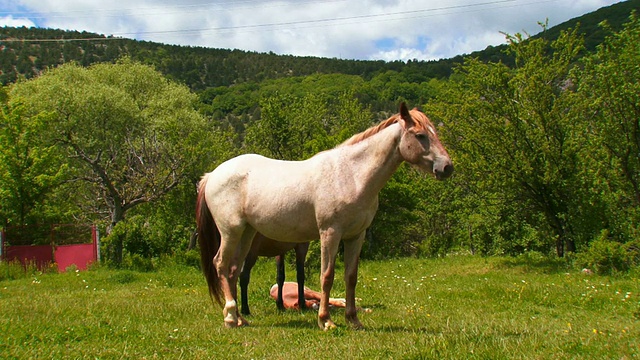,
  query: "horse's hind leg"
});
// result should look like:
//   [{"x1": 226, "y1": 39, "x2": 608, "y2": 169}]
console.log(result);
[
  {"x1": 215, "y1": 226, "x2": 256, "y2": 328},
  {"x1": 214, "y1": 235, "x2": 241, "y2": 328}
]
